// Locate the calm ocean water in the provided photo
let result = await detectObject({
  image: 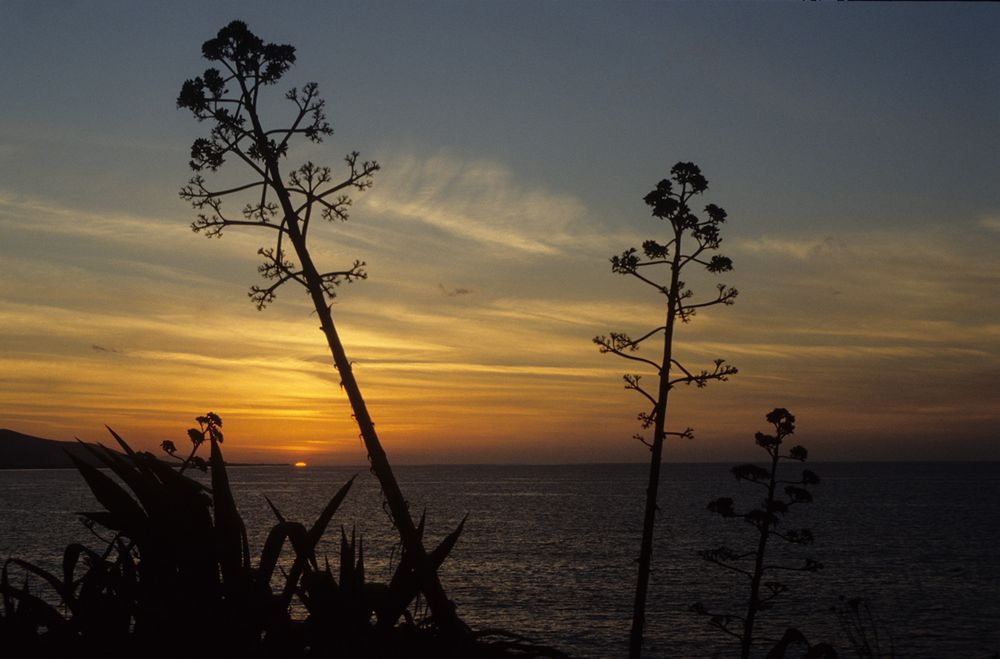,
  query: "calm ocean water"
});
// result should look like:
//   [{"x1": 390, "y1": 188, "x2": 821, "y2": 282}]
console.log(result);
[{"x1": 1, "y1": 462, "x2": 998, "y2": 658}]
